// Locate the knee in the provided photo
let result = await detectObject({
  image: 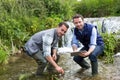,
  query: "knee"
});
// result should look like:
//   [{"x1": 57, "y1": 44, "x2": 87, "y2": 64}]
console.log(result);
[
  {"x1": 36, "y1": 58, "x2": 47, "y2": 65},
  {"x1": 73, "y1": 57, "x2": 76, "y2": 61},
  {"x1": 89, "y1": 54, "x2": 97, "y2": 62},
  {"x1": 73, "y1": 56, "x2": 82, "y2": 62},
  {"x1": 43, "y1": 59, "x2": 47, "y2": 64},
  {"x1": 73, "y1": 56, "x2": 78, "y2": 62}
]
